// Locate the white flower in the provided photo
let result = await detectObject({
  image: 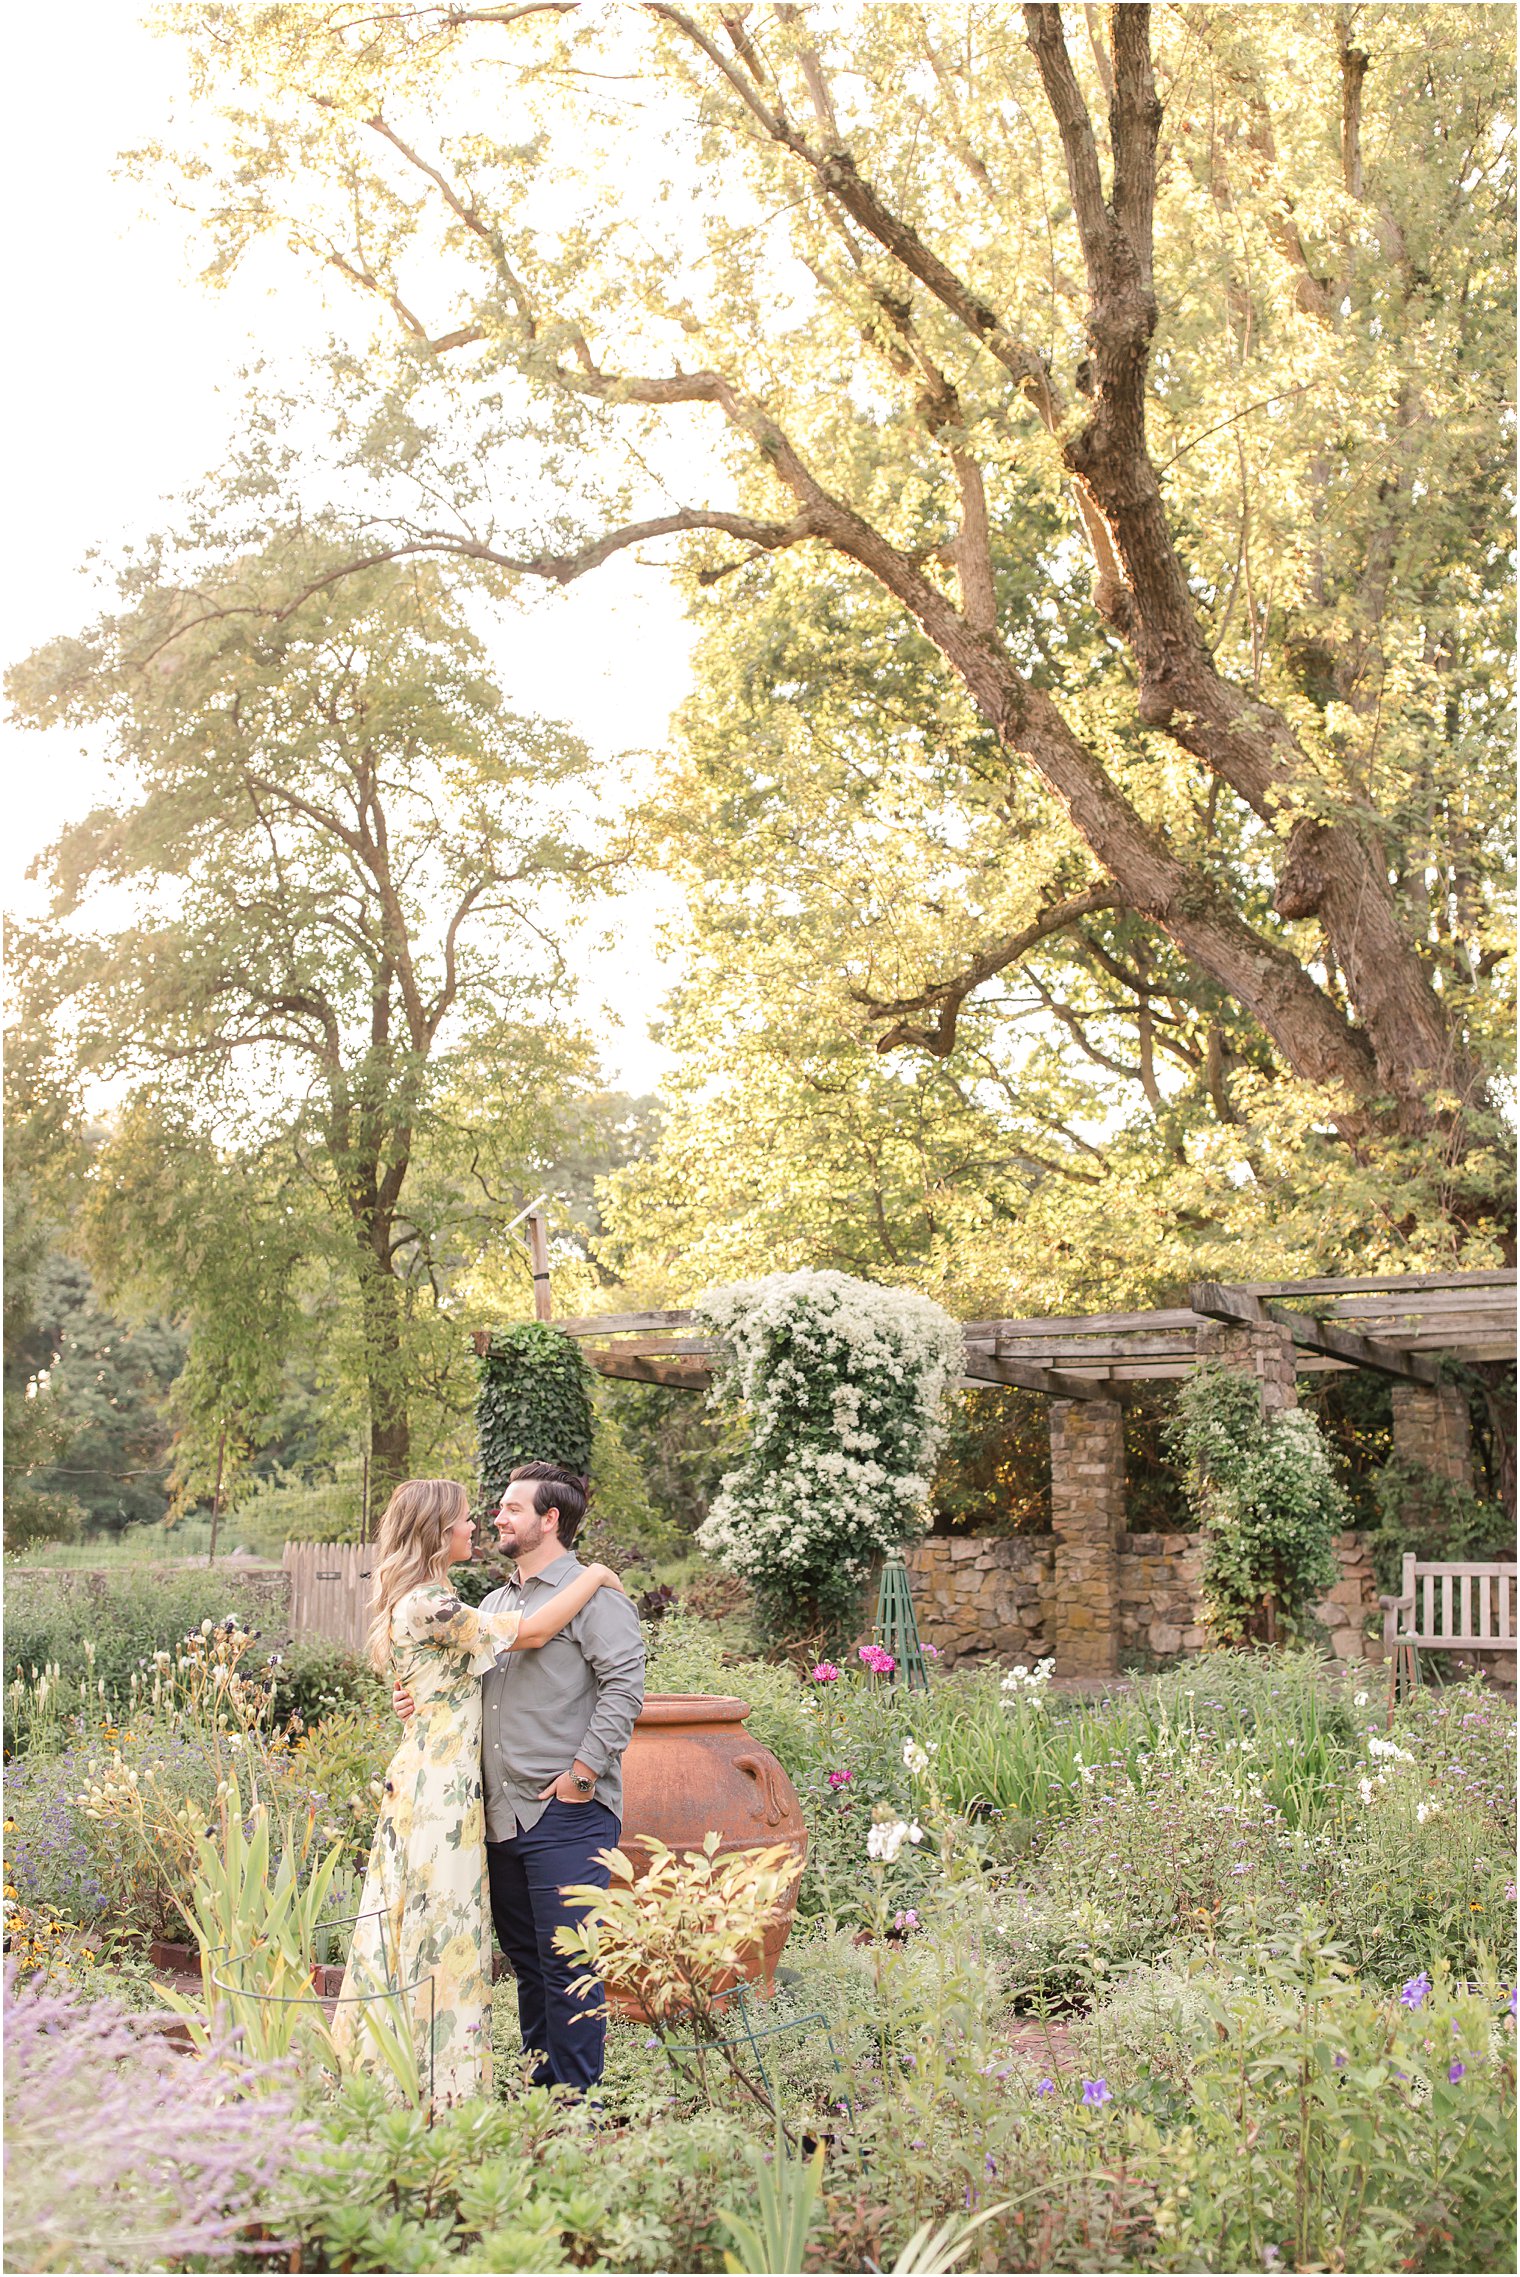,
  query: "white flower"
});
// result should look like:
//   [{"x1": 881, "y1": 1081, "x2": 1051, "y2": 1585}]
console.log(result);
[
  {"x1": 903, "y1": 1739, "x2": 930, "y2": 1777},
  {"x1": 1357, "y1": 1777, "x2": 1374, "y2": 1807},
  {"x1": 867, "y1": 1818, "x2": 925, "y2": 1864},
  {"x1": 1353, "y1": 1691, "x2": 1369, "y2": 1707},
  {"x1": 1367, "y1": 1736, "x2": 1413, "y2": 1764}
]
